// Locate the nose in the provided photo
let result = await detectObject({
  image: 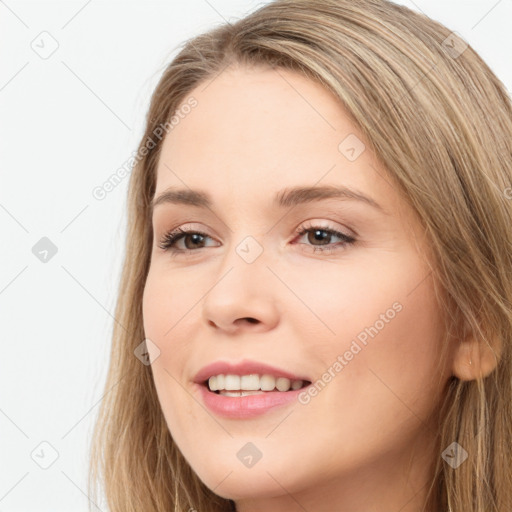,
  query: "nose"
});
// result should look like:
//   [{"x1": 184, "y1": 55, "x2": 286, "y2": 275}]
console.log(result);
[{"x1": 201, "y1": 242, "x2": 280, "y2": 334}]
